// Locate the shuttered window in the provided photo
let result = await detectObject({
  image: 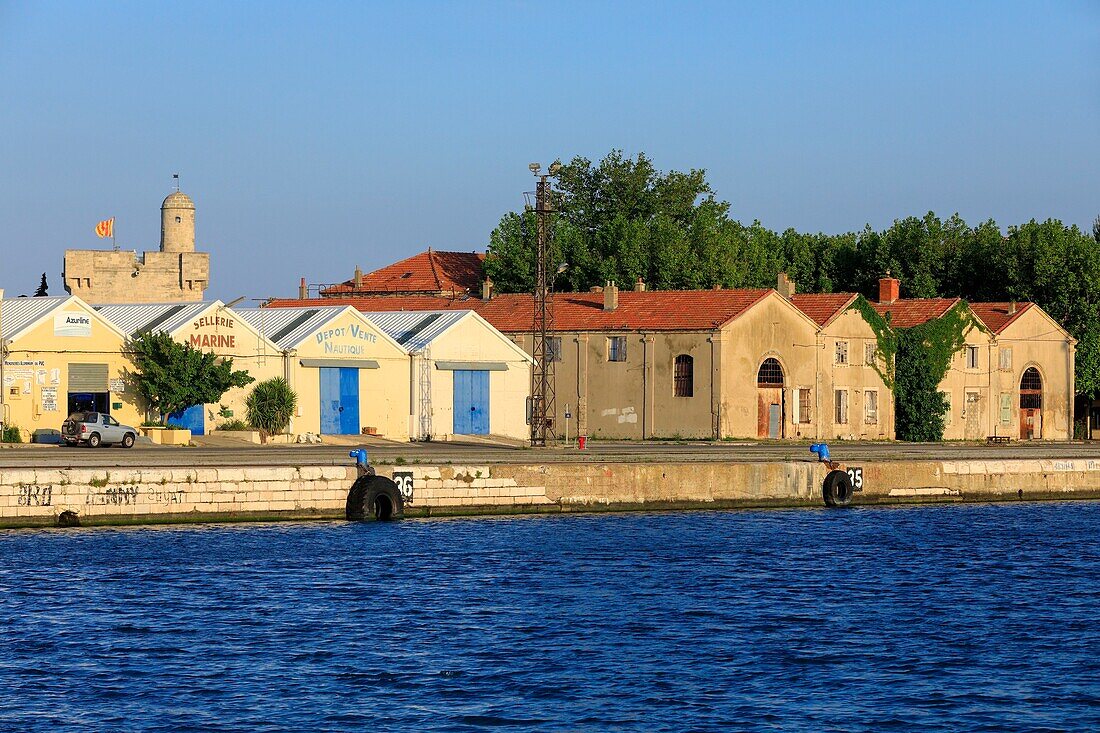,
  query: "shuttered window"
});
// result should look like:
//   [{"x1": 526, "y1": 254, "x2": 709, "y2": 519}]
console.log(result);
[
  {"x1": 834, "y1": 390, "x2": 848, "y2": 424},
  {"x1": 798, "y1": 388, "x2": 811, "y2": 424},
  {"x1": 68, "y1": 363, "x2": 108, "y2": 392}
]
